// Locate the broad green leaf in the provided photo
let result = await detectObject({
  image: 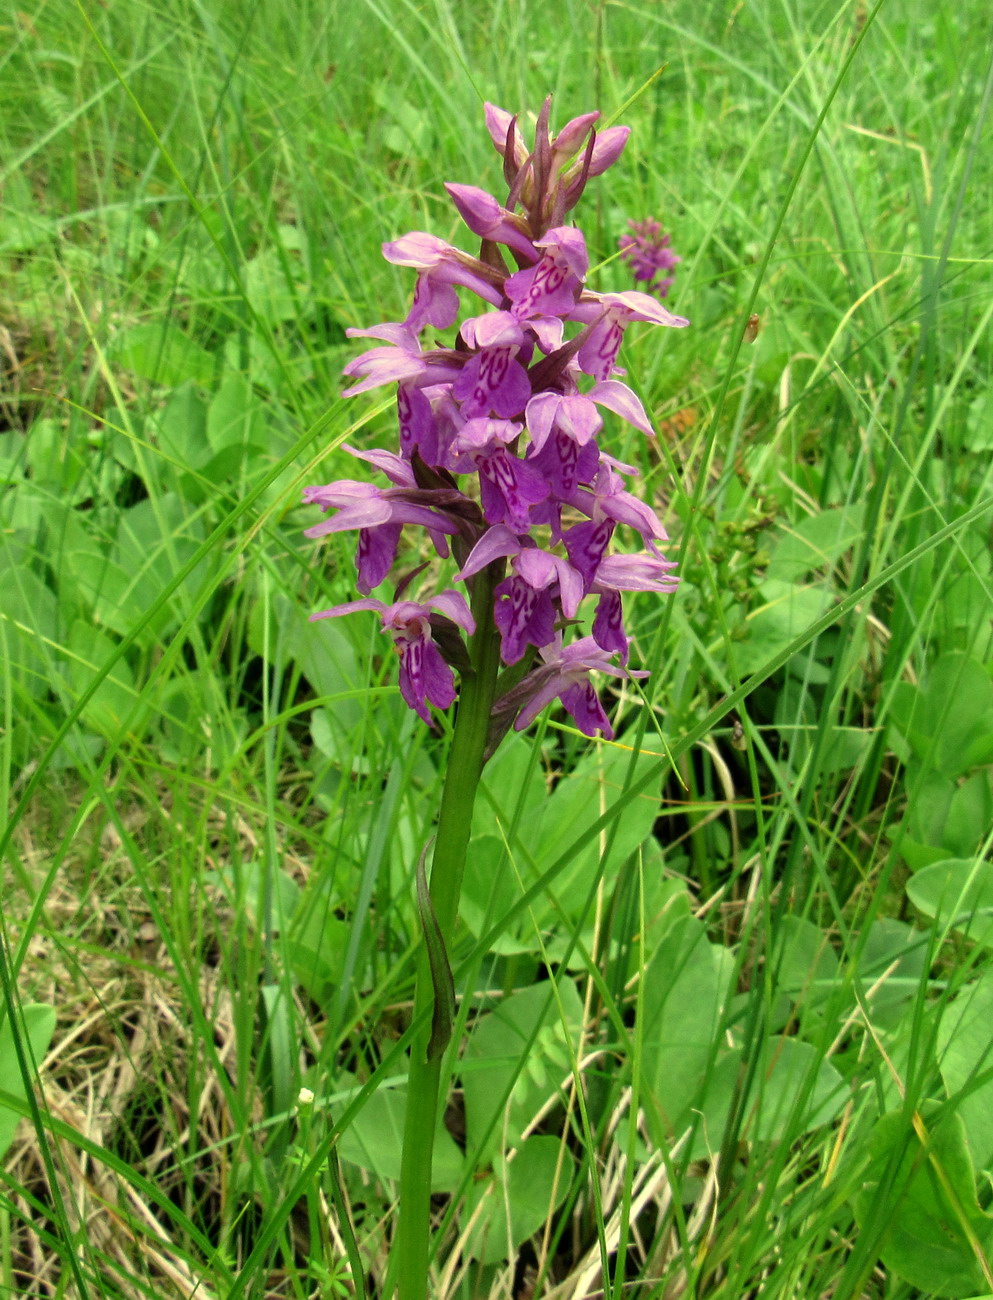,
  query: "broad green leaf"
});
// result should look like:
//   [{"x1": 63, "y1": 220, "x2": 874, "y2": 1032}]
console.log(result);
[
  {"x1": 773, "y1": 915, "x2": 838, "y2": 1004},
  {"x1": 462, "y1": 979, "x2": 583, "y2": 1160},
  {"x1": 0, "y1": 562, "x2": 60, "y2": 700},
  {"x1": 336, "y1": 1080, "x2": 462, "y2": 1193},
  {"x1": 67, "y1": 621, "x2": 136, "y2": 736},
  {"x1": 152, "y1": 382, "x2": 209, "y2": 469},
  {"x1": 95, "y1": 496, "x2": 212, "y2": 647},
  {"x1": 938, "y1": 970, "x2": 993, "y2": 1172},
  {"x1": 286, "y1": 908, "x2": 351, "y2": 1004},
  {"x1": 463, "y1": 1135, "x2": 573, "y2": 1265},
  {"x1": 640, "y1": 913, "x2": 733, "y2": 1136},
  {"x1": 24, "y1": 418, "x2": 88, "y2": 500},
  {"x1": 765, "y1": 505, "x2": 866, "y2": 582},
  {"x1": 460, "y1": 835, "x2": 533, "y2": 956},
  {"x1": 889, "y1": 655, "x2": 993, "y2": 778},
  {"x1": 734, "y1": 579, "x2": 835, "y2": 678},
  {"x1": 856, "y1": 917, "x2": 929, "y2": 1030},
  {"x1": 207, "y1": 862, "x2": 301, "y2": 930},
  {"x1": 113, "y1": 321, "x2": 216, "y2": 388},
  {"x1": 907, "y1": 859, "x2": 993, "y2": 949},
  {"x1": 853, "y1": 1103, "x2": 993, "y2": 1298},
  {"x1": 0, "y1": 1004, "x2": 57, "y2": 1160},
  {"x1": 207, "y1": 373, "x2": 267, "y2": 454},
  {"x1": 694, "y1": 1037, "x2": 845, "y2": 1158}
]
